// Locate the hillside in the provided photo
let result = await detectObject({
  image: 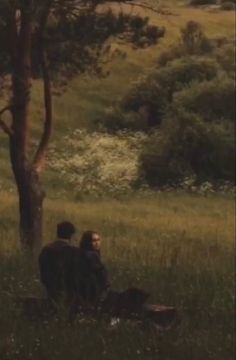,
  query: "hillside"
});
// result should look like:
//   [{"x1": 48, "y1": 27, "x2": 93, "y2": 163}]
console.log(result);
[{"x1": 0, "y1": 2, "x2": 235, "y2": 191}]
